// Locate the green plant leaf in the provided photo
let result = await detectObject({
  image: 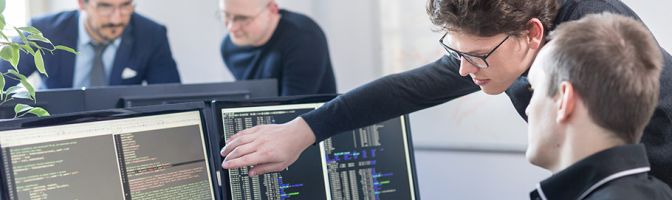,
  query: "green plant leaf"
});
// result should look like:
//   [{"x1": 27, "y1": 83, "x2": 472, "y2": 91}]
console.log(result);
[
  {"x1": 0, "y1": 0, "x2": 5, "y2": 15},
  {"x1": 20, "y1": 44, "x2": 34, "y2": 54},
  {"x1": 19, "y1": 78, "x2": 34, "y2": 101},
  {"x1": 11, "y1": 90, "x2": 30, "y2": 99},
  {"x1": 4, "y1": 85, "x2": 20, "y2": 101},
  {"x1": 13, "y1": 105, "x2": 49, "y2": 118},
  {"x1": 54, "y1": 45, "x2": 79, "y2": 55},
  {"x1": 33, "y1": 50, "x2": 47, "y2": 76},
  {"x1": 14, "y1": 104, "x2": 32, "y2": 115},
  {"x1": 4, "y1": 85, "x2": 19, "y2": 95},
  {"x1": 10, "y1": 45, "x2": 19, "y2": 69},
  {"x1": 27, "y1": 107, "x2": 49, "y2": 117},
  {"x1": 6, "y1": 70, "x2": 34, "y2": 101},
  {"x1": 0, "y1": 31, "x2": 8, "y2": 42},
  {"x1": 27, "y1": 34, "x2": 51, "y2": 44},
  {"x1": 0, "y1": 45, "x2": 20, "y2": 69},
  {"x1": 0, "y1": 45, "x2": 13, "y2": 64},
  {"x1": 0, "y1": 15, "x2": 5, "y2": 34},
  {"x1": 18, "y1": 26, "x2": 42, "y2": 36},
  {"x1": 14, "y1": 28, "x2": 29, "y2": 45},
  {"x1": 28, "y1": 41, "x2": 41, "y2": 50},
  {"x1": 7, "y1": 69, "x2": 25, "y2": 79}
]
